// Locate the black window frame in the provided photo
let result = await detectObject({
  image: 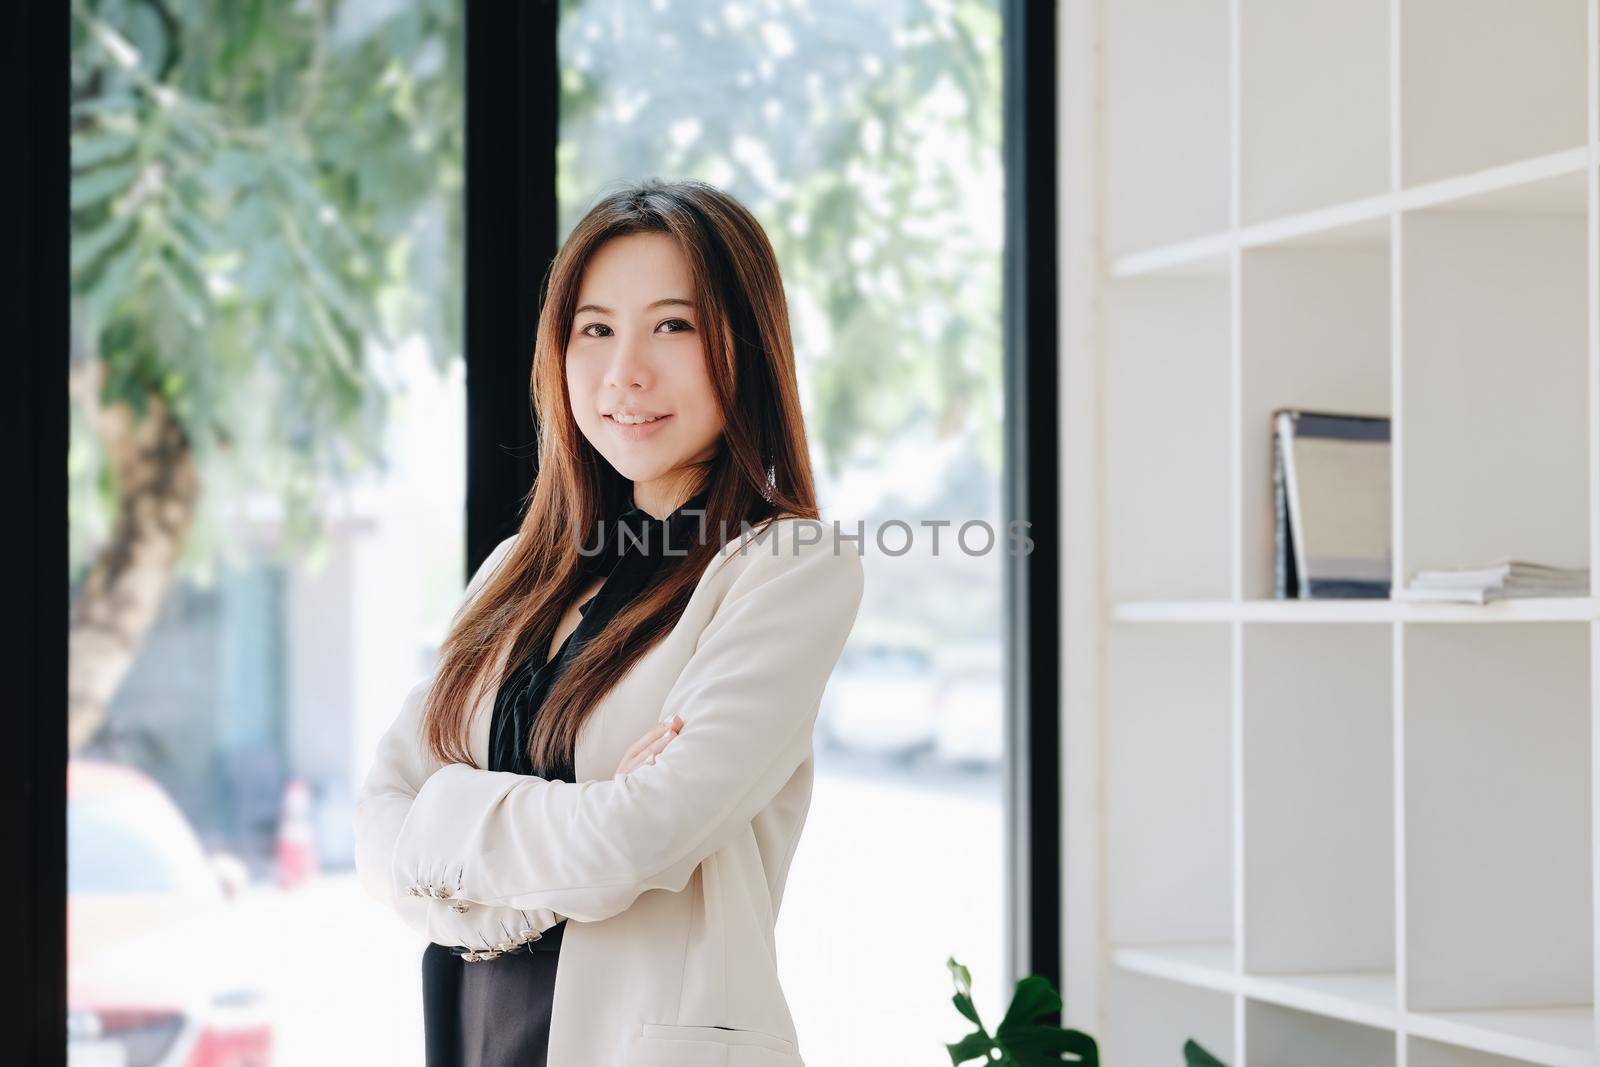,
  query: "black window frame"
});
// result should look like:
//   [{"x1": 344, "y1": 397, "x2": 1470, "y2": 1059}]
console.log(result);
[
  {"x1": 1000, "y1": 0, "x2": 1061, "y2": 999},
  {"x1": 9, "y1": 0, "x2": 1058, "y2": 1058},
  {"x1": 9, "y1": 2, "x2": 70, "y2": 1060}
]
